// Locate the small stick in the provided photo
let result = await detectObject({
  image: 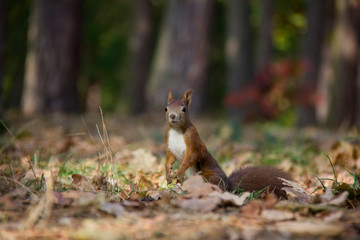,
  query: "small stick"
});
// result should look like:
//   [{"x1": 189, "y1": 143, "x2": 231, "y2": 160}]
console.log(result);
[{"x1": 0, "y1": 119, "x2": 37, "y2": 179}]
